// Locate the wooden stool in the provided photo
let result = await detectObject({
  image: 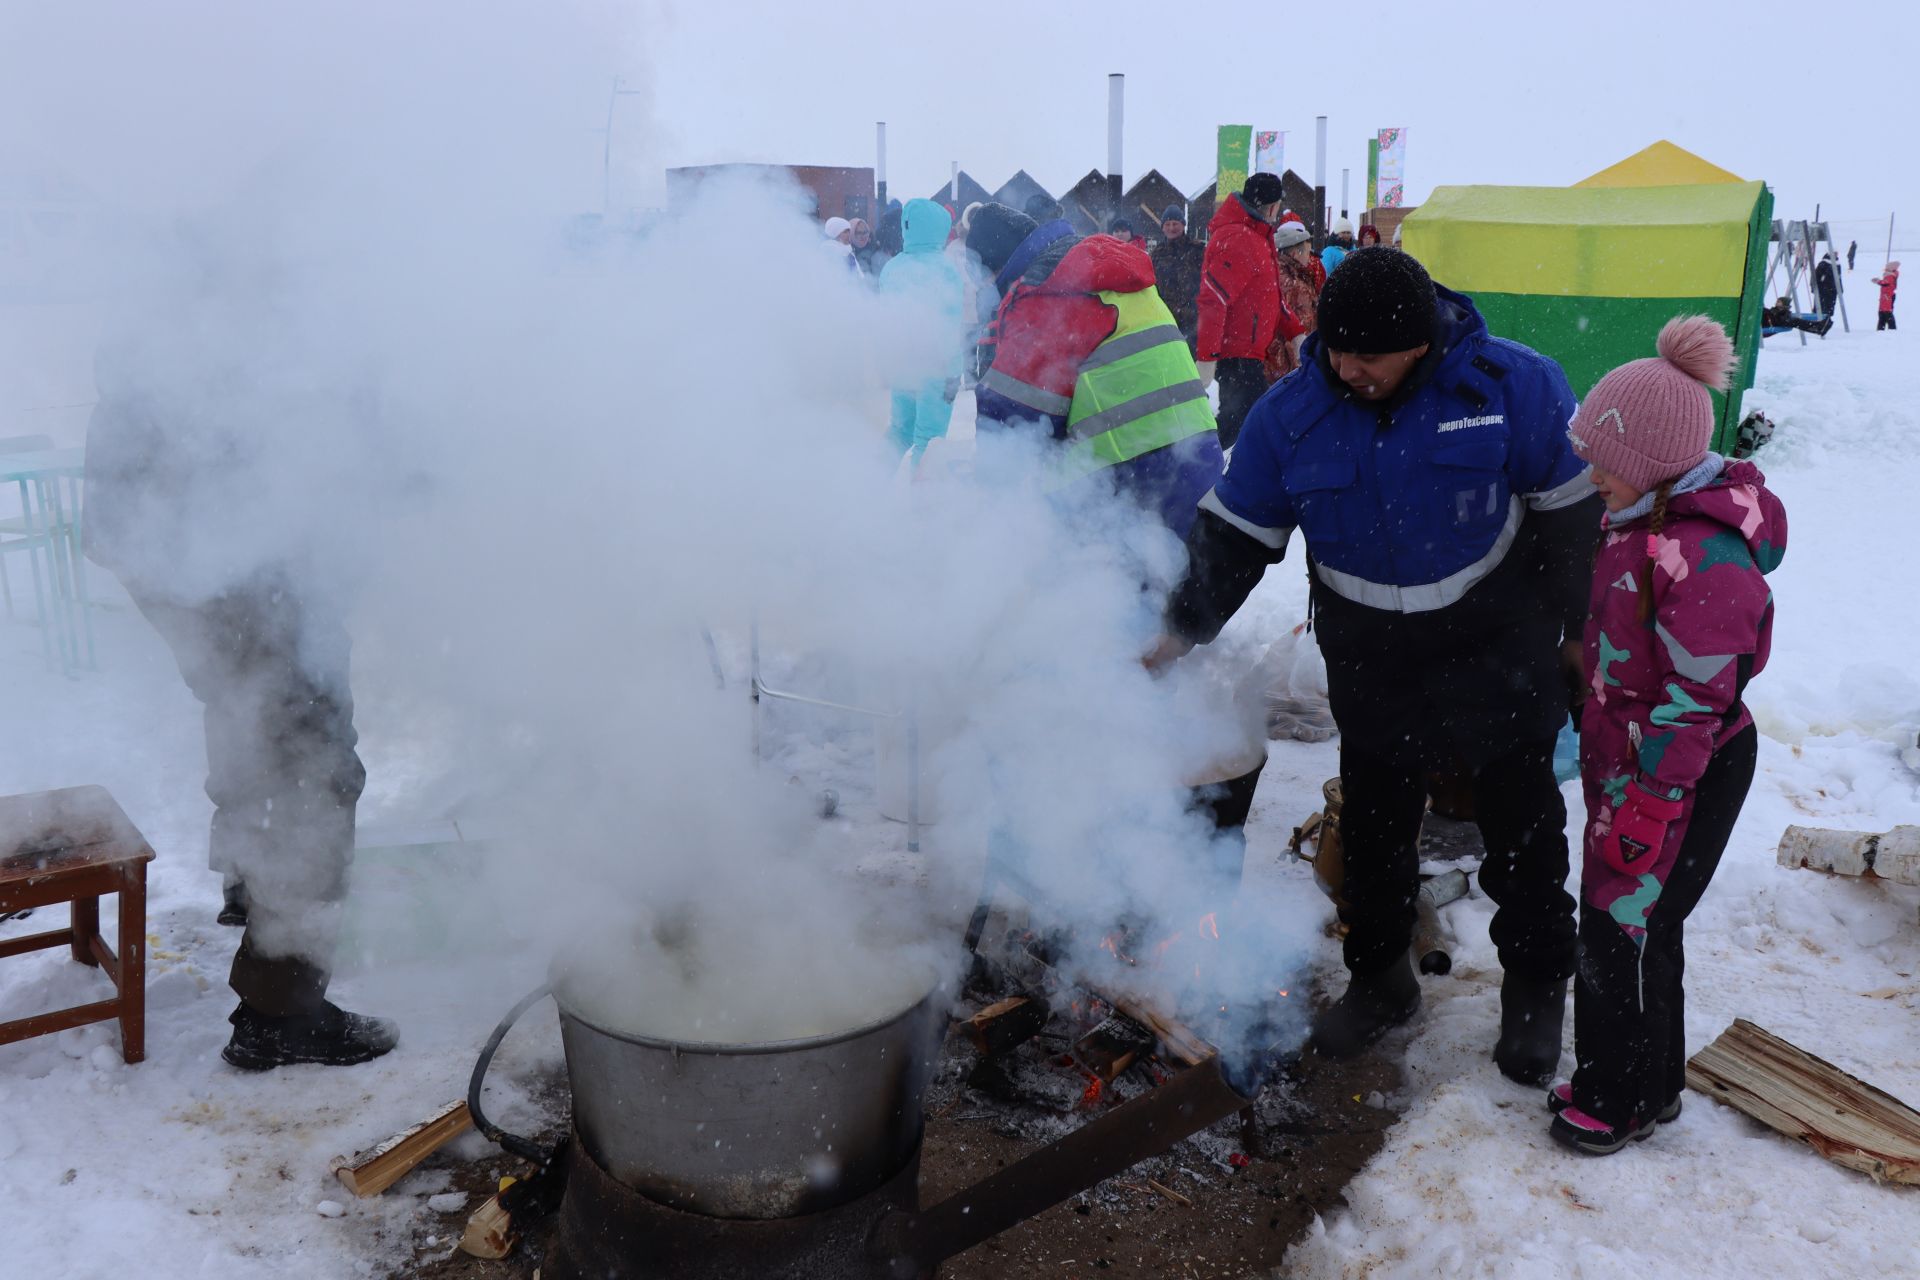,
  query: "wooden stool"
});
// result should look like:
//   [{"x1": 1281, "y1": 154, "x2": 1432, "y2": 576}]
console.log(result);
[{"x1": 0, "y1": 786, "x2": 156, "y2": 1063}]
